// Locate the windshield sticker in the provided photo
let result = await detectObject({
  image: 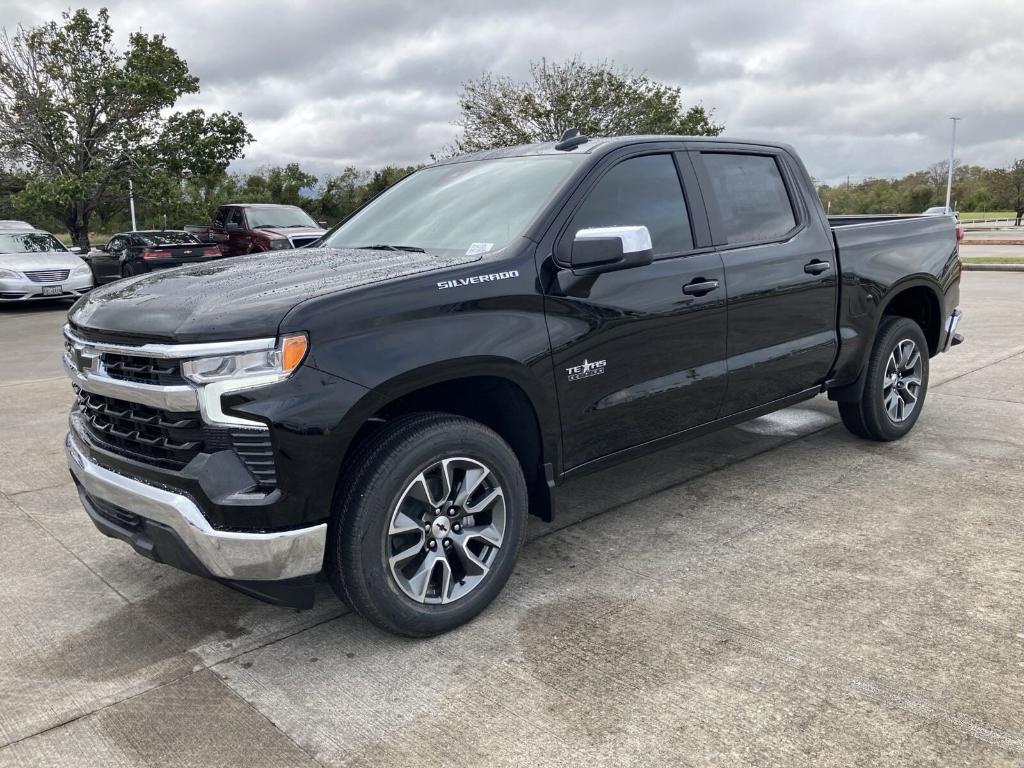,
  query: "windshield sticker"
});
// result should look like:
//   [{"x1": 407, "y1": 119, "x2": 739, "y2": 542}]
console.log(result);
[{"x1": 465, "y1": 242, "x2": 494, "y2": 256}]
